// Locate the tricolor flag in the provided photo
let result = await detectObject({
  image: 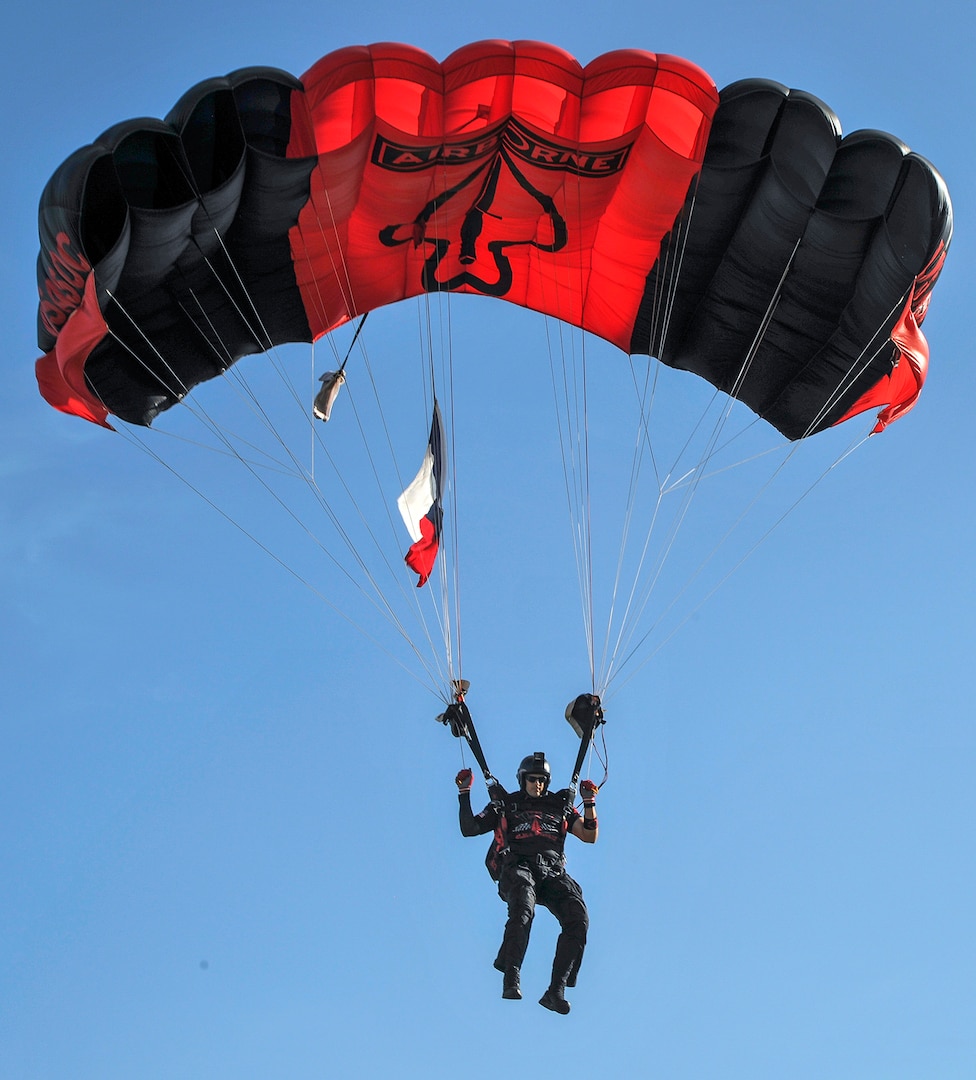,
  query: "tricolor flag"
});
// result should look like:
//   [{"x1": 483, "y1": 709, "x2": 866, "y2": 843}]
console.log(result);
[{"x1": 397, "y1": 402, "x2": 446, "y2": 587}]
